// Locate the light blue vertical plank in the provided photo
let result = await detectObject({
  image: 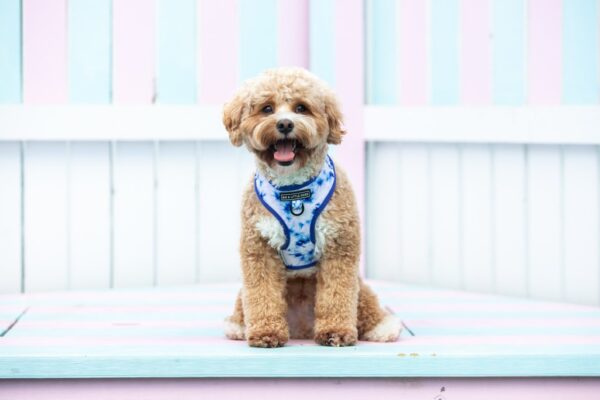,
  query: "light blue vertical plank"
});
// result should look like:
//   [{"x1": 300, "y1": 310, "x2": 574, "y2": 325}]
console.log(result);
[
  {"x1": 563, "y1": 0, "x2": 599, "y2": 104},
  {"x1": 492, "y1": 0, "x2": 525, "y2": 105},
  {"x1": 309, "y1": 0, "x2": 335, "y2": 86},
  {"x1": 0, "y1": 0, "x2": 22, "y2": 103},
  {"x1": 367, "y1": 0, "x2": 397, "y2": 104},
  {"x1": 239, "y1": 0, "x2": 277, "y2": 81},
  {"x1": 68, "y1": 0, "x2": 111, "y2": 103},
  {"x1": 431, "y1": 0, "x2": 459, "y2": 105},
  {"x1": 157, "y1": 0, "x2": 196, "y2": 103}
]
